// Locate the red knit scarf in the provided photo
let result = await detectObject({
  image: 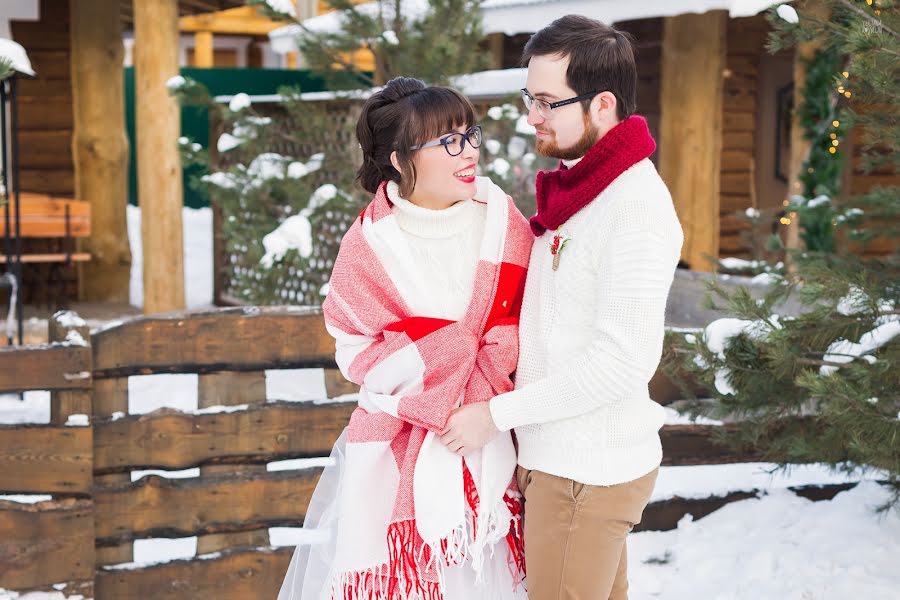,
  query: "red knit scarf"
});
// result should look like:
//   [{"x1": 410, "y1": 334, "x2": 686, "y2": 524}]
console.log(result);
[{"x1": 530, "y1": 115, "x2": 656, "y2": 236}]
